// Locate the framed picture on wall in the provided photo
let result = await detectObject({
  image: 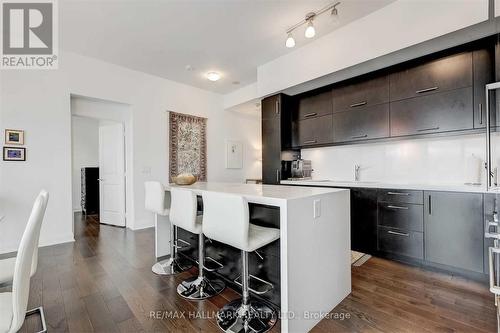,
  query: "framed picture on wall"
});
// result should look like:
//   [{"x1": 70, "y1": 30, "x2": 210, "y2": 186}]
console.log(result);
[
  {"x1": 3, "y1": 147, "x2": 26, "y2": 161},
  {"x1": 225, "y1": 140, "x2": 243, "y2": 169},
  {"x1": 5, "y1": 129, "x2": 24, "y2": 145}
]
